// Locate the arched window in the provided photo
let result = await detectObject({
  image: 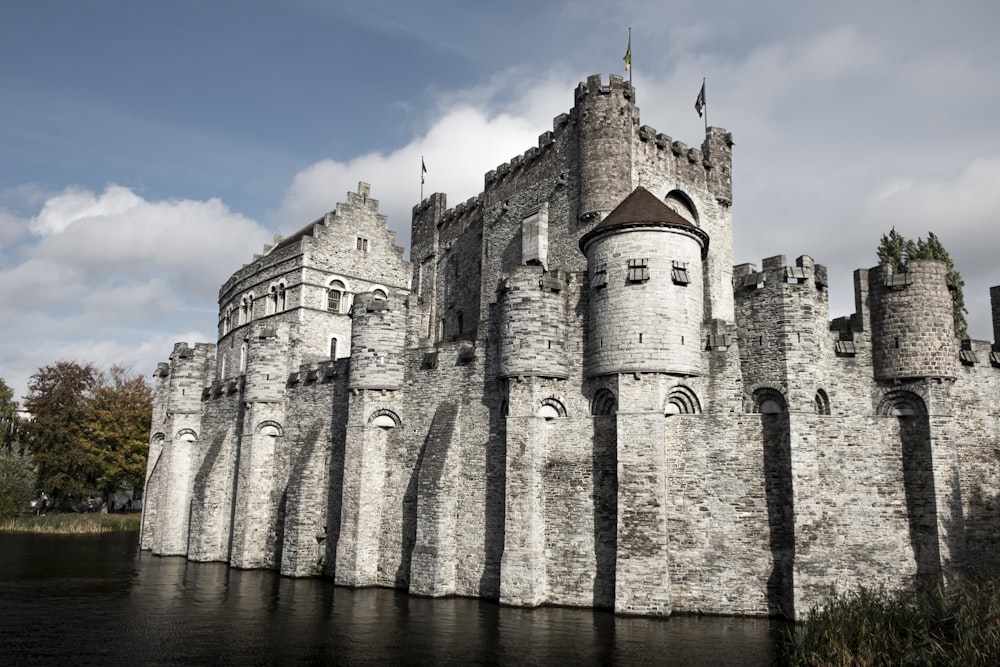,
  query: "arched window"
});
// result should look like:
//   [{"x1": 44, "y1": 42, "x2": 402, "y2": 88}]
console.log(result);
[
  {"x1": 240, "y1": 342, "x2": 248, "y2": 372},
  {"x1": 328, "y1": 280, "x2": 346, "y2": 313},
  {"x1": 368, "y1": 409, "x2": 401, "y2": 429},
  {"x1": 372, "y1": 288, "x2": 388, "y2": 301},
  {"x1": 329, "y1": 337, "x2": 338, "y2": 360},
  {"x1": 664, "y1": 189, "x2": 699, "y2": 226},
  {"x1": 815, "y1": 389, "x2": 831, "y2": 416},
  {"x1": 666, "y1": 385, "x2": 702, "y2": 415},
  {"x1": 256, "y1": 421, "x2": 283, "y2": 438},
  {"x1": 592, "y1": 388, "x2": 618, "y2": 416},
  {"x1": 268, "y1": 285, "x2": 278, "y2": 315},
  {"x1": 877, "y1": 390, "x2": 927, "y2": 417},
  {"x1": 278, "y1": 283, "x2": 286, "y2": 311},
  {"x1": 751, "y1": 387, "x2": 786, "y2": 415},
  {"x1": 176, "y1": 429, "x2": 198, "y2": 444},
  {"x1": 536, "y1": 397, "x2": 566, "y2": 420}
]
